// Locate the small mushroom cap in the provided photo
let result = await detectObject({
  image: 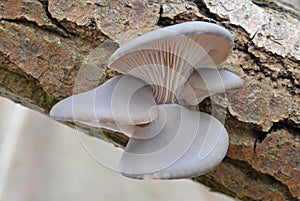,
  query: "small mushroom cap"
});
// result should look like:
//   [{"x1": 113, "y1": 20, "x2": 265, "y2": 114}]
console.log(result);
[
  {"x1": 108, "y1": 21, "x2": 233, "y2": 104},
  {"x1": 50, "y1": 75, "x2": 158, "y2": 136},
  {"x1": 178, "y1": 69, "x2": 243, "y2": 105},
  {"x1": 119, "y1": 104, "x2": 229, "y2": 179}
]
